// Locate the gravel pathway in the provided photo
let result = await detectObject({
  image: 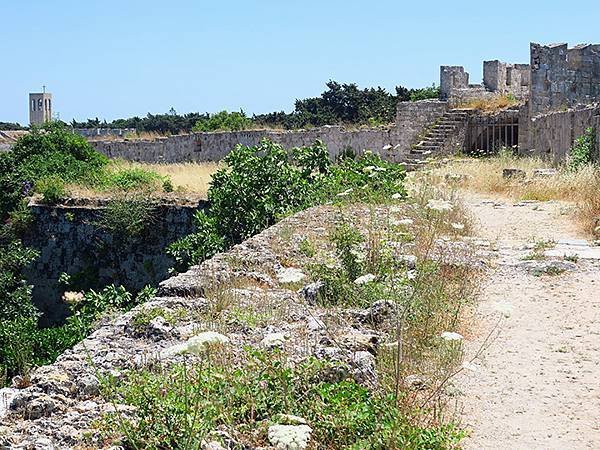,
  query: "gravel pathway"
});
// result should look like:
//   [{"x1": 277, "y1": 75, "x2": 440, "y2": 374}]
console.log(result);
[{"x1": 458, "y1": 193, "x2": 600, "y2": 450}]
